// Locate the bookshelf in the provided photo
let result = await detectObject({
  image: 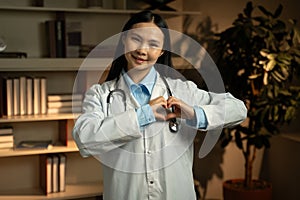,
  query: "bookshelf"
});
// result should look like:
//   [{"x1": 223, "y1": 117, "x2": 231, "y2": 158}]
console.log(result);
[
  {"x1": 0, "y1": 57, "x2": 105, "y2": 198},
  {"x1": 0, "y1": 0, "x2": 200, "y2": 199}
]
